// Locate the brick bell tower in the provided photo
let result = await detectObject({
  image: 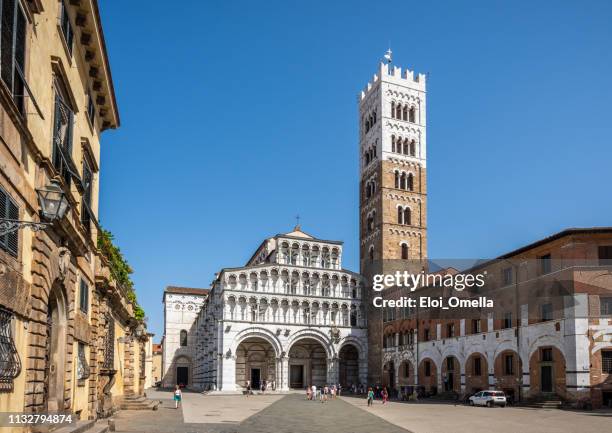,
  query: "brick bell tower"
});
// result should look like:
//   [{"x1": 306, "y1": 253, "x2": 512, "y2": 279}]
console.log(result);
[{"x1": 359, "y1": 52, "x2": 428, "y2": 385}]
